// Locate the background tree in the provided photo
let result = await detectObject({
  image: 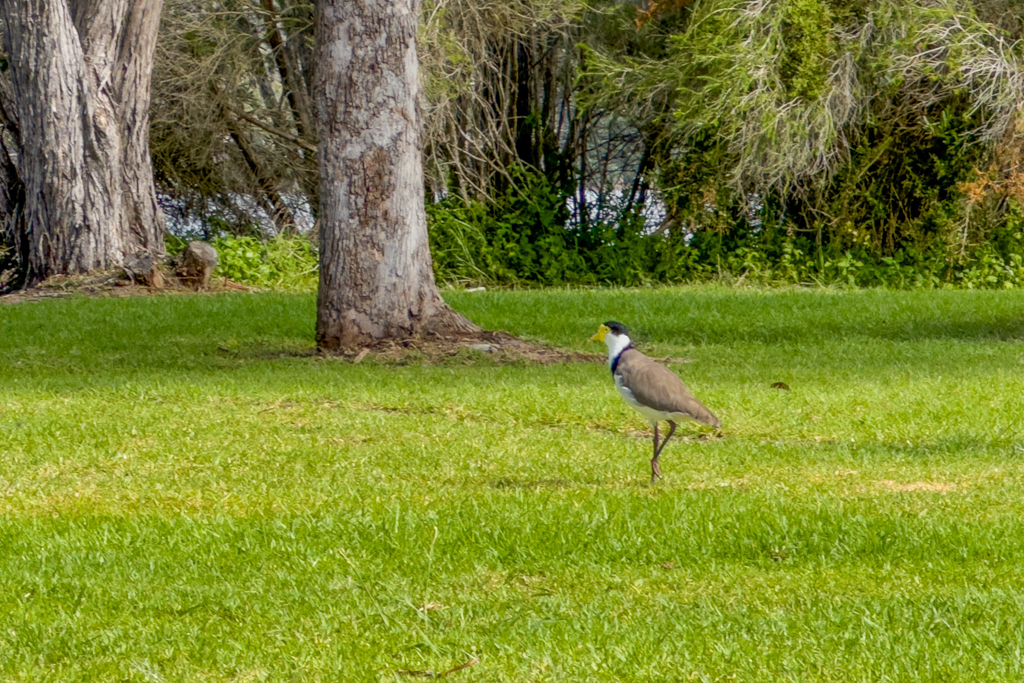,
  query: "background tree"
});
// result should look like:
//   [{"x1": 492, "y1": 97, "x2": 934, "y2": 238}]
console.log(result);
[
  {"x1": 586, "y1": 0, "x2": 1024, "y2": 258},
  {"x1": 146, "y1": 0, "x2": 656, "y2": 241},
  {"x1": 0, "y1": 0, "x2": 165, "y2": 284},
  {"x1": 150, "y1": 0, "x2": 316, "y2": 234},
  {"x1": 314, "y1": 0, "x2": 476, "y2": 349}
]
